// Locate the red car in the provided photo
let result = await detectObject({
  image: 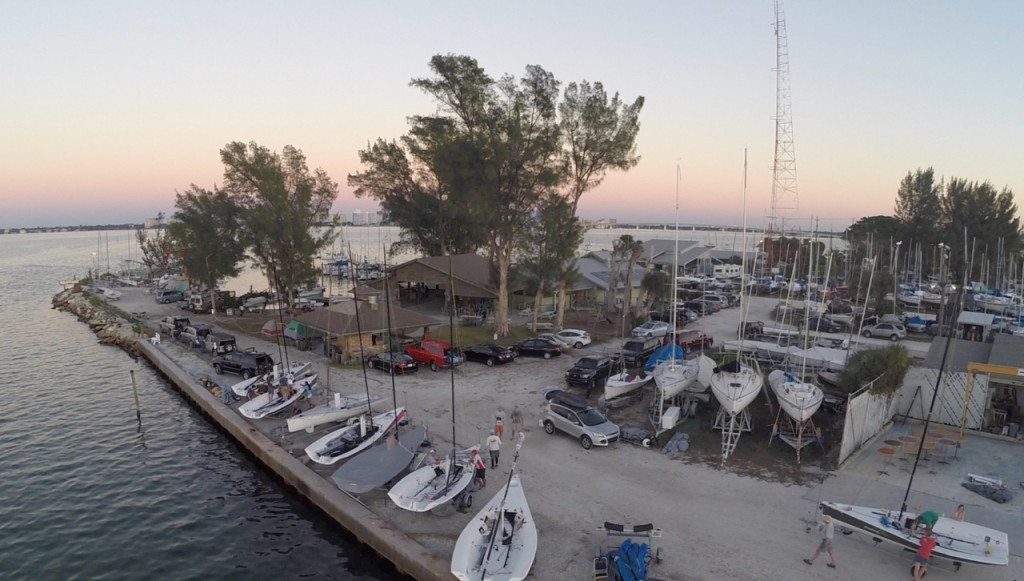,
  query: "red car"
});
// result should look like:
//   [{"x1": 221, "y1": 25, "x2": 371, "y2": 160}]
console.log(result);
[
  {"x1": 403, "y1": 339, "x2": 464, "y2": 371},
  {"x1": 675, "y1": 329, "x2": 713, "y2": 352}
]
